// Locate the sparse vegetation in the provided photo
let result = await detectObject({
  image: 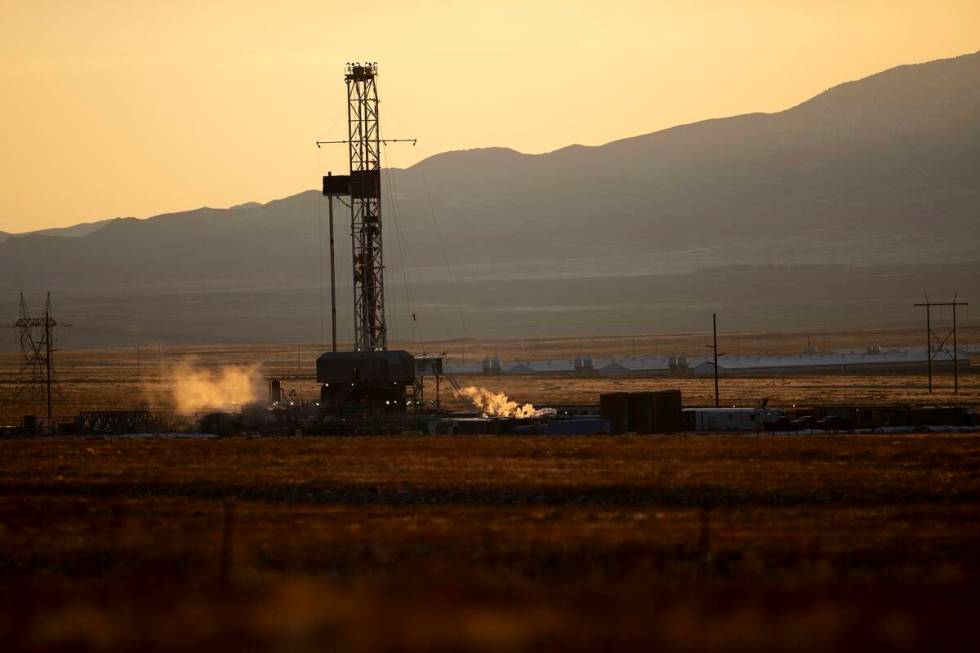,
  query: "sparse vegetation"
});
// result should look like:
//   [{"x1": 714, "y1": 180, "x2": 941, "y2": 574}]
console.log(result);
[
  {"x1": 1, "y1": 332, "x2": 977, "y2": 649},
  {"x1": 1, "y1": 328, "x2": 976, "y2": 424}
]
